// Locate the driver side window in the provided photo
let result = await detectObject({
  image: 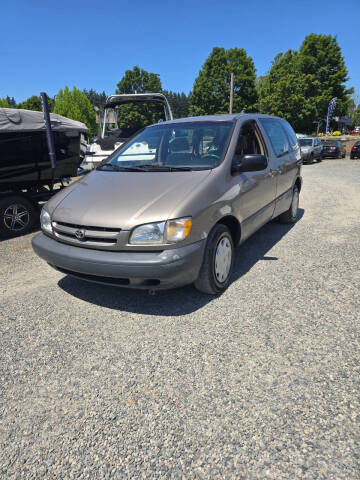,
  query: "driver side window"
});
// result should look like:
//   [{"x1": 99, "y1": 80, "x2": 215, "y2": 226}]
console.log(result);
[{"x1": 235, "y1": 121, "x2": 266, "y2": 160}]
